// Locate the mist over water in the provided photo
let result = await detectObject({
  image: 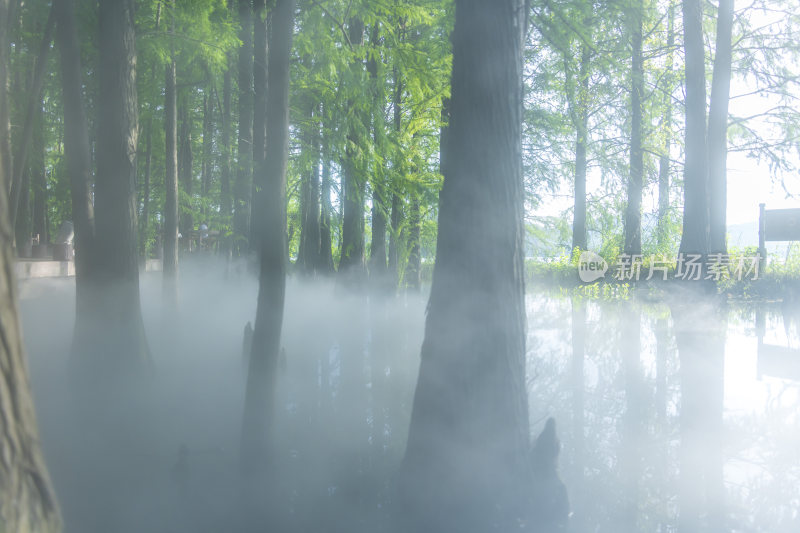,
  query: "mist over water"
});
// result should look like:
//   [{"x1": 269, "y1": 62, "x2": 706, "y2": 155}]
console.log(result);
[{"x1": 17, "y1": 261, "x2": 800, "y2": 532}]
